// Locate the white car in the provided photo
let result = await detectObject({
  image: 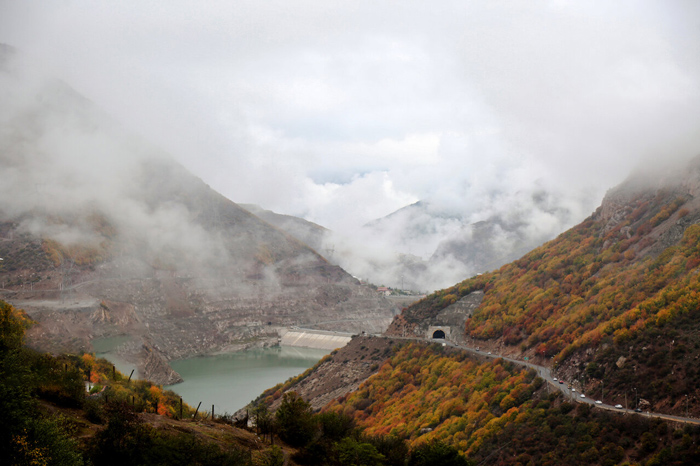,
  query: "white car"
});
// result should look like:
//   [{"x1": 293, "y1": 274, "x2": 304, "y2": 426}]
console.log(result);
[
  {"x1": 615, "y1": 404, "x2": 623, "y2": 409},
  {"x1": 487, "y1": 352, "x2": 492, "y2": 355},
  {"x1": 580, "y1": 394, "x2": 586, "y2": 398},
  {"x1": 595, "y1": 400, "x2": 602, "y2": 404},
  {"x1": 571, "y1": 388, "x2": 576, "y2": 392},
  {"x1": 553, "y1": 377, "x2": 558, "y2": 381}
]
